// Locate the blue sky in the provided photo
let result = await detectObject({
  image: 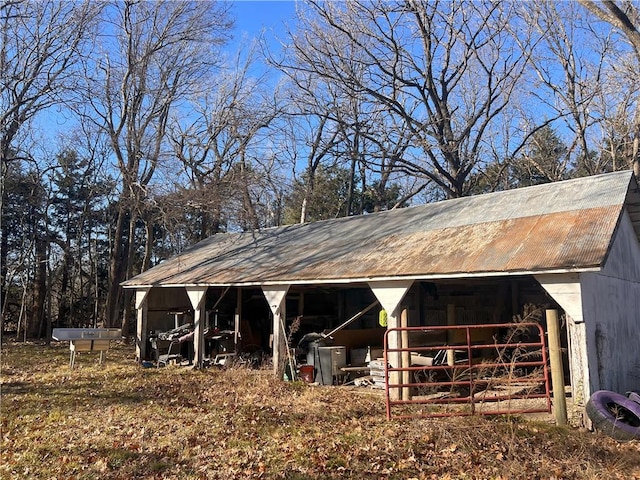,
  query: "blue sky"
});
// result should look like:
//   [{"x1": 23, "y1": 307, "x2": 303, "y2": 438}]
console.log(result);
[
  {"x1": 31, "y1": 1, "x2": 299, "y2": 149},
  {"x1": 231, "y1": 1, "x2": 298, "y2": 47}
]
